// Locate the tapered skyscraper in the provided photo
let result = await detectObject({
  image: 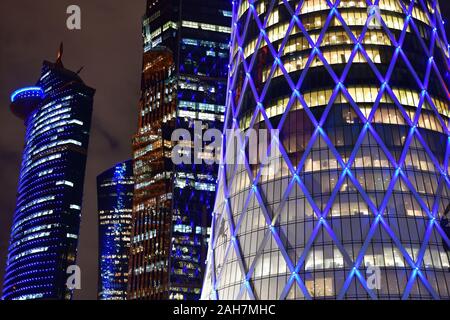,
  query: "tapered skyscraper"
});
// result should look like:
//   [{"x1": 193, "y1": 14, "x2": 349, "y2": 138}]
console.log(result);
[
  {"x1": 97, "y1": 161, "x2": 134, "y2": 300},
  {"x1": 2, "y1": 47, "x2": 95, "y2": 300},
  {"x1": 128, "y1": 0, "x2": 231, "y2": 300},
  {"x1": 202, "y1": 0, "x2": 450, "y2": 300}
]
